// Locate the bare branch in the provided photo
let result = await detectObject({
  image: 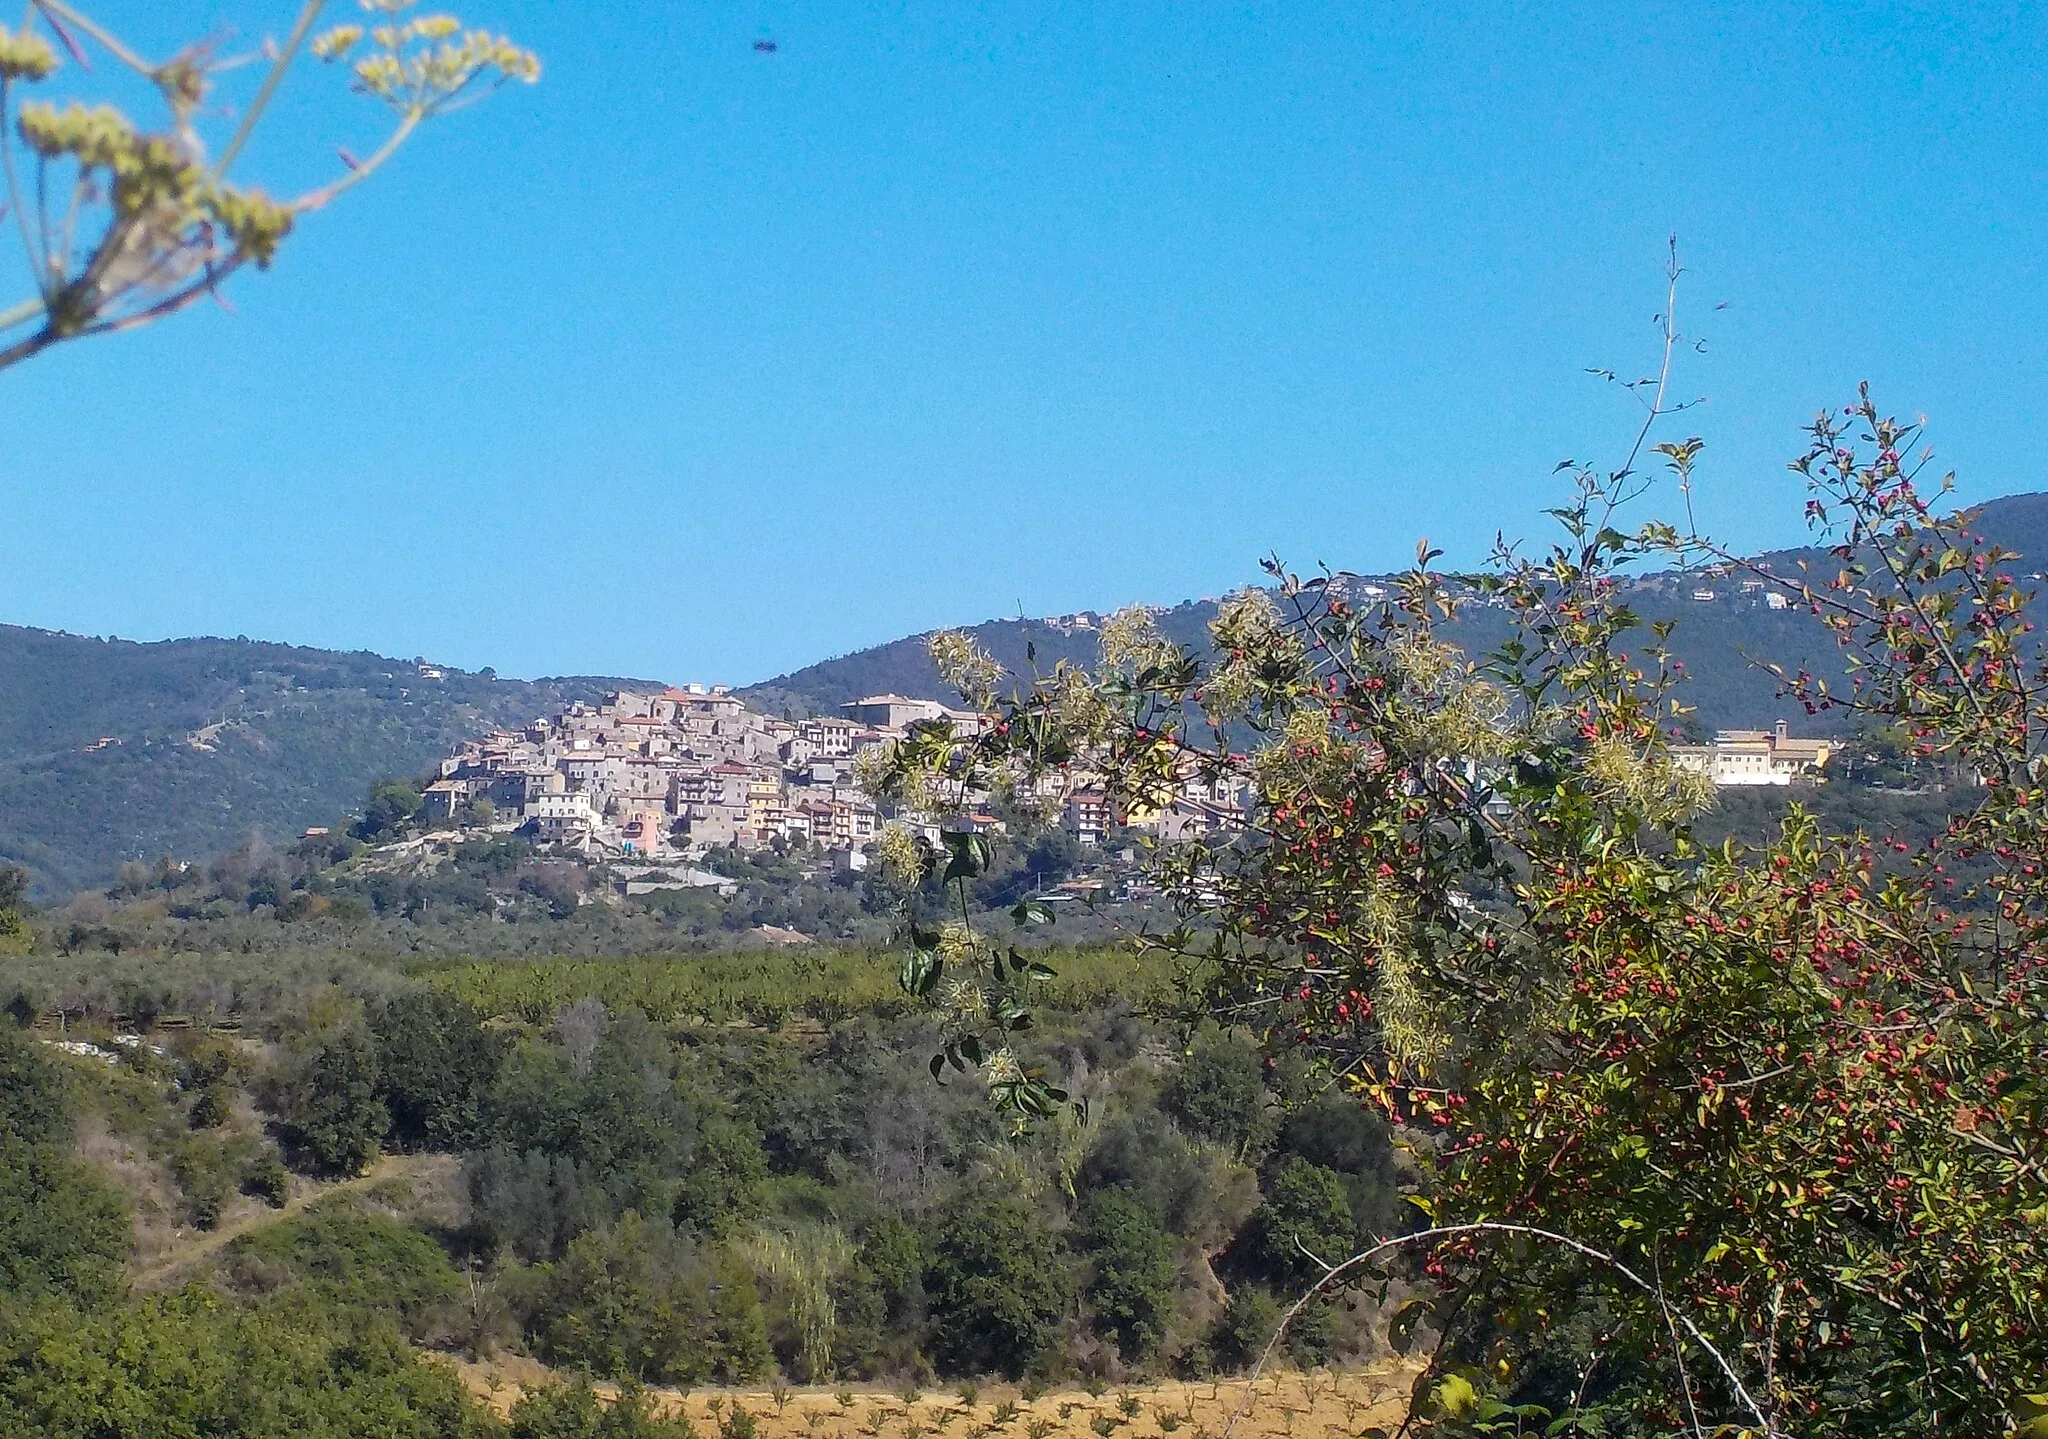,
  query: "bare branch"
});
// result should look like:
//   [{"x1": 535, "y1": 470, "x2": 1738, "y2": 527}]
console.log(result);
[{"x1": 1220, "y1": 1223, "x2": 1776, "y2": 1439}]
